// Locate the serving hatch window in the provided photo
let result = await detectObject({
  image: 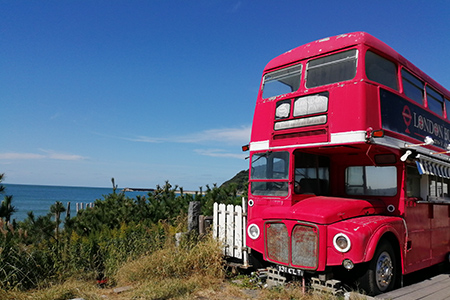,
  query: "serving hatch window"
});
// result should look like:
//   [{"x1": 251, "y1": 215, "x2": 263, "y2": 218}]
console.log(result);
[
  {"x1": 306, "y1": 49, "x2": 358, "y2": 88},
  {"x1": 262, "y1": 64, "x2": 302, "y2": 99}
]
